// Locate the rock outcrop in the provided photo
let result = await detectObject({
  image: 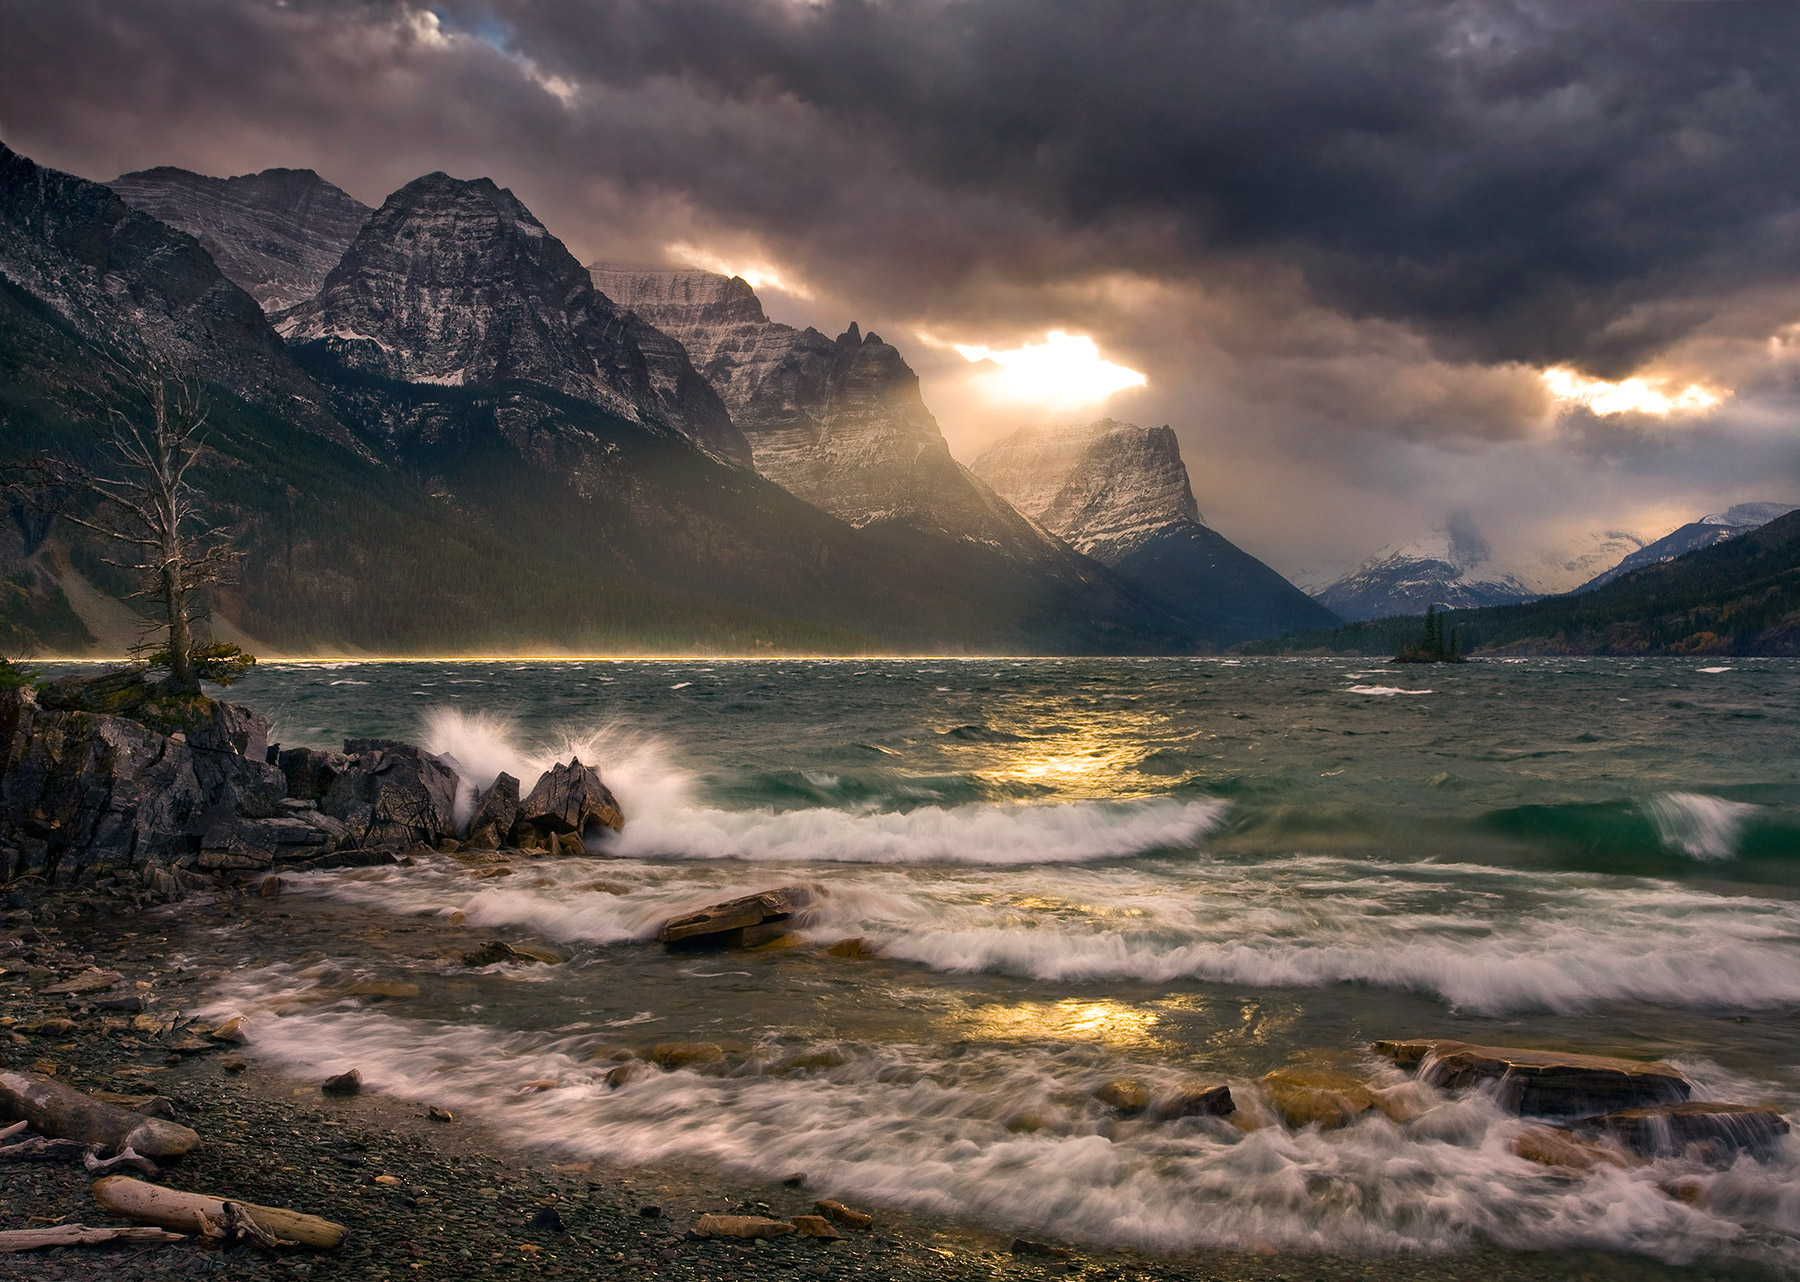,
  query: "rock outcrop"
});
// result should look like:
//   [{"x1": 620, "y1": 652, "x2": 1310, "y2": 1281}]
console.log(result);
[
  {"x1": 0, "y1": 669, "x2": 636, "y2": 904},
  {"x1": 1373, "y1": 1039, "x2": 1692, "y2": 1118},
  {"x1": 108, "y1": 166, "x2": 372, "y2": 312},
  {"x1": 0, "y1": 675, "x2": 291, "y2": 892},
  {"x1": 972, "y1": 419, "x2": 1340, "y2": 644},
  {"x1": 279, "y1": 175, "x2": 748, "y2": 467},
  {"x1": 659, "y1": 885, "x2": 821, "y2": 948},
  {"x1": 517, "y1": 758, "x2": 623, "y2": 843}
]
